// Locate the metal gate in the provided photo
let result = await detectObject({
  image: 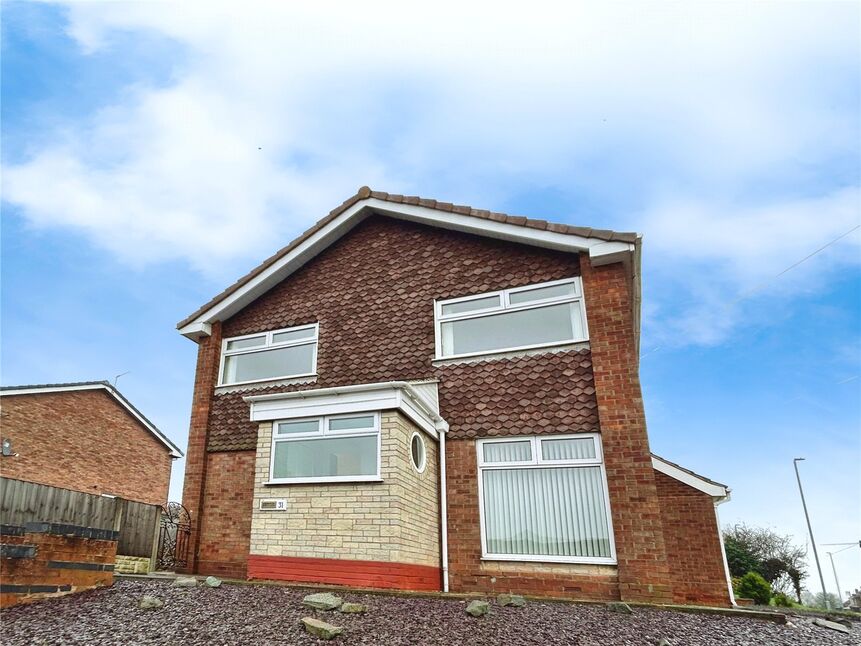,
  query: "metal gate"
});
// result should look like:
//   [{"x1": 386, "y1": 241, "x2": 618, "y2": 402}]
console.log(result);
[{"x1": 156, "y1": 502, "x2": 191, "y2": 571}]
